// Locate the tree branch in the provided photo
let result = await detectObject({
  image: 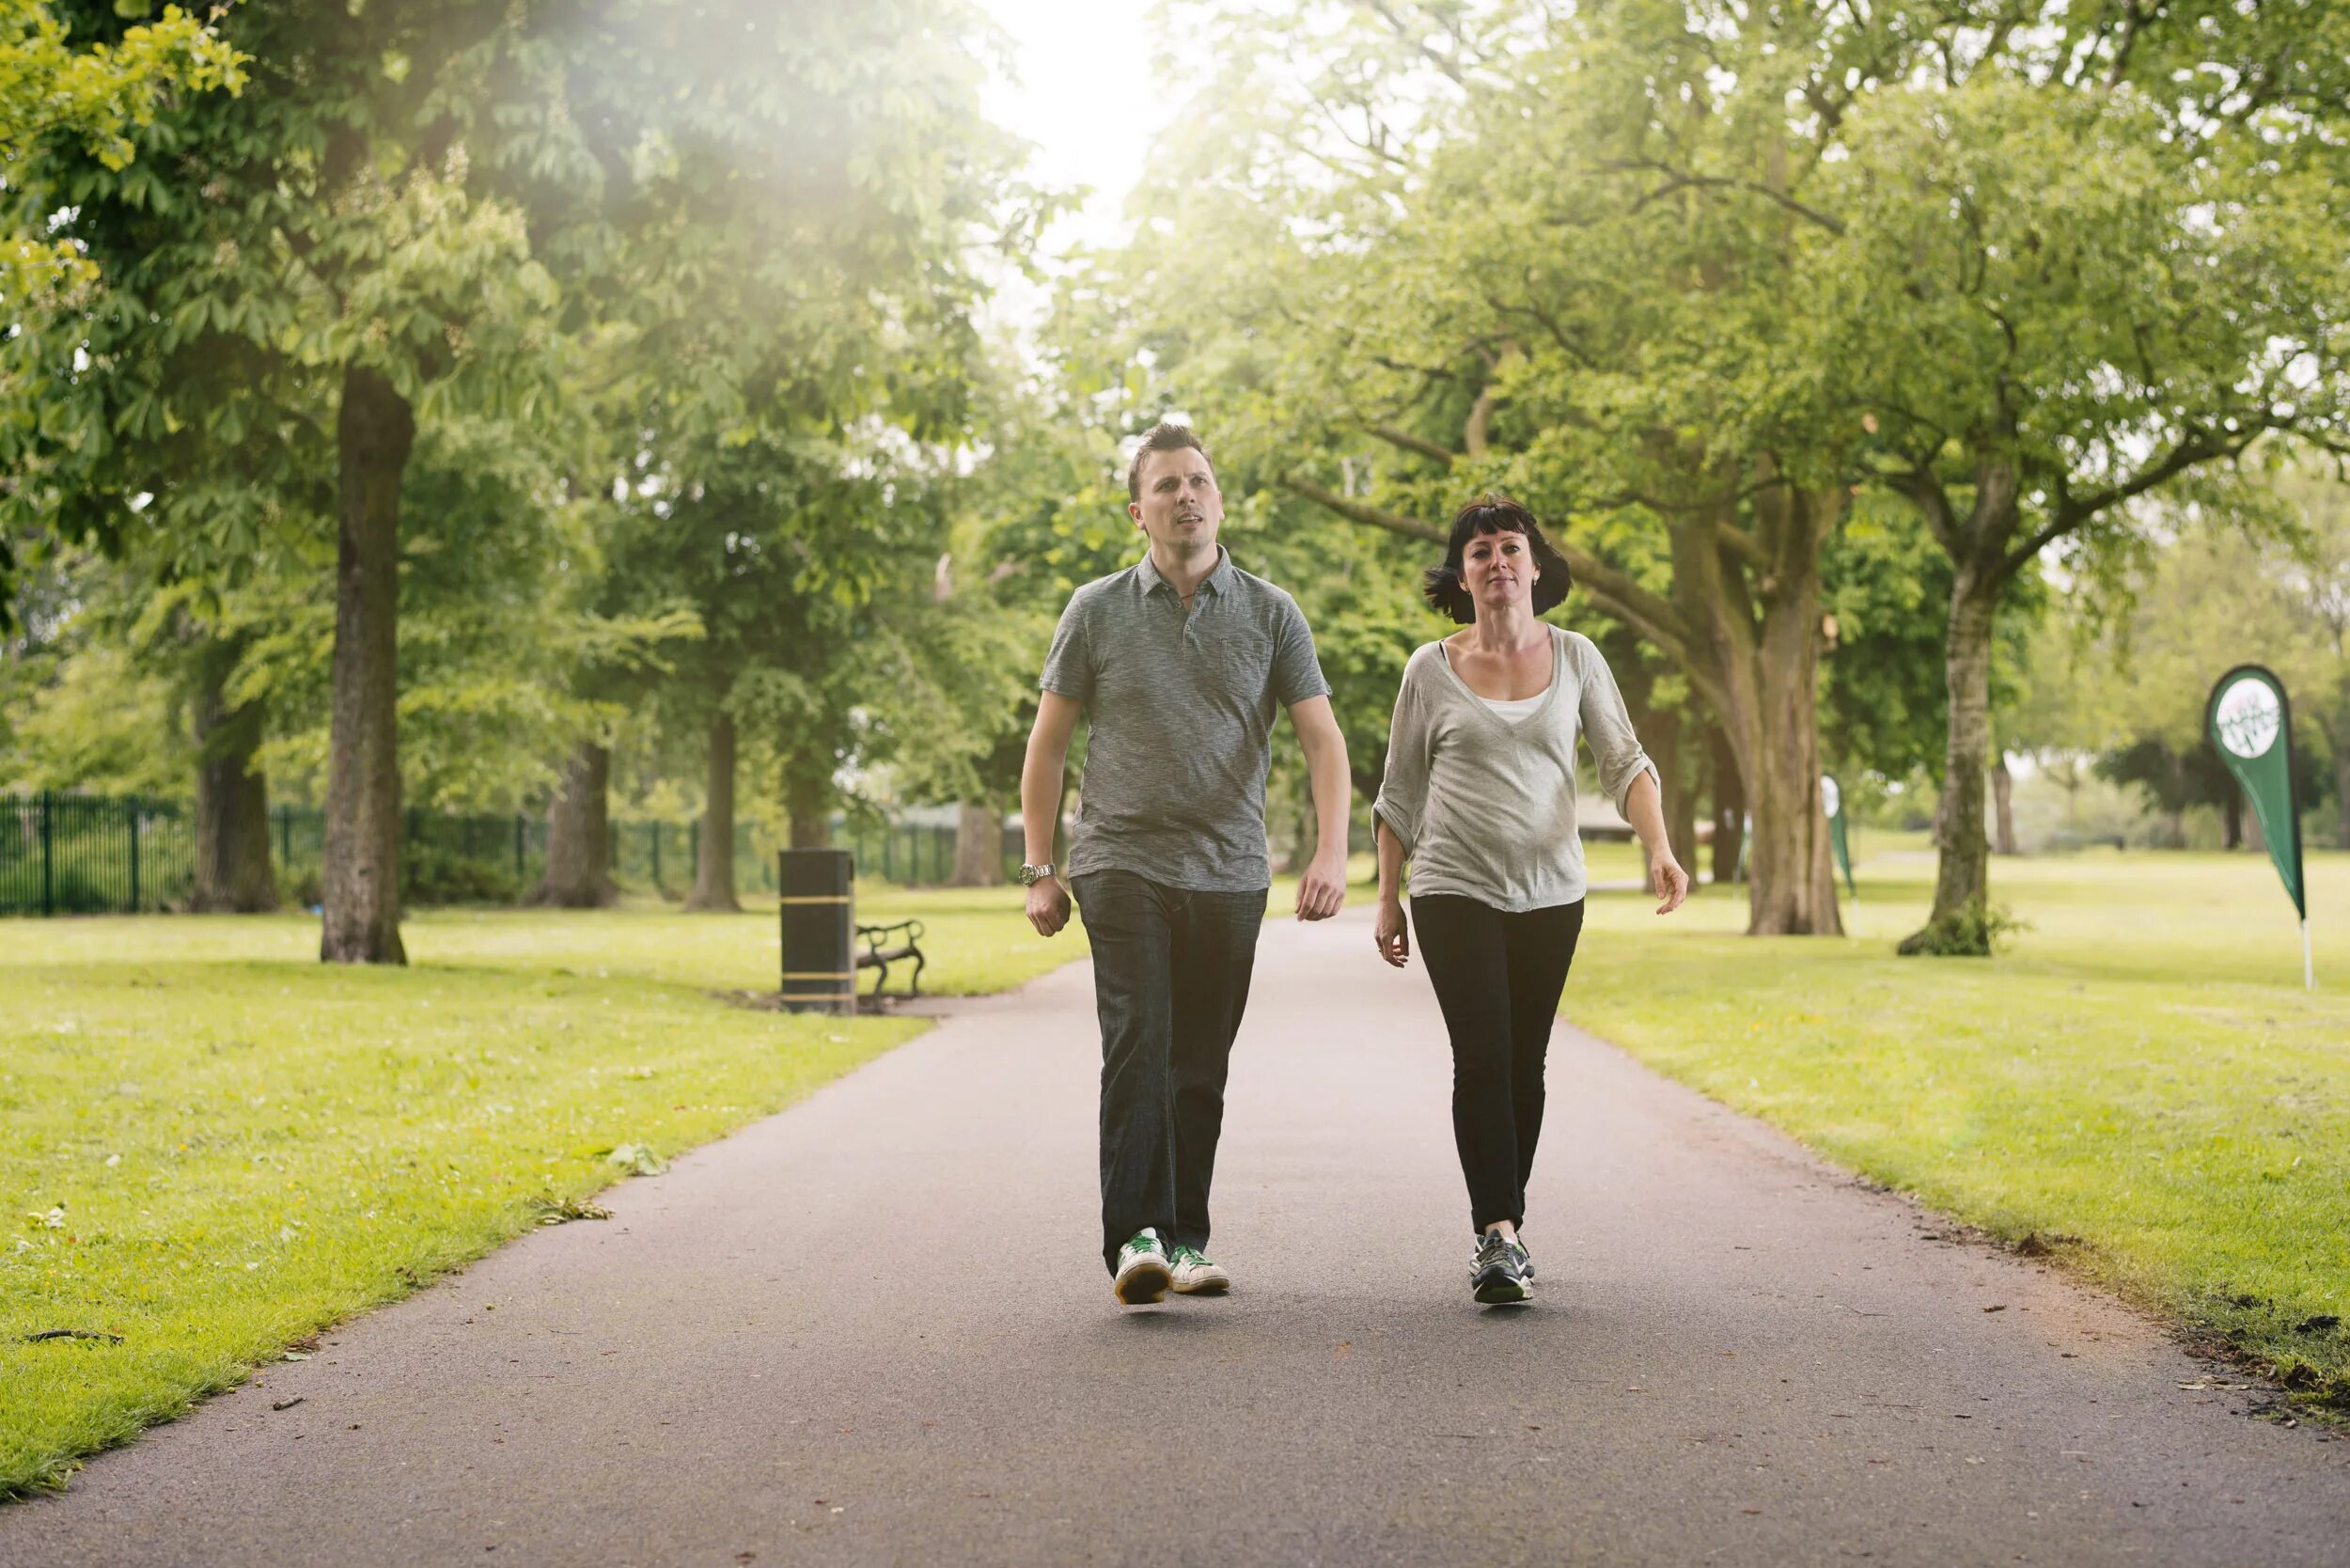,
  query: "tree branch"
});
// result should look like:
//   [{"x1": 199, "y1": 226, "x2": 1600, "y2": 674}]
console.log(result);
[
  {"x1": 1888, "y1": 465, "x2": 1965, "y2": 557},
  {"x1": 2052, "y1": 431, "x2": 2233, "y2": 530},
  {"x1": 2002, "y1": 427, "x2": 2262, "y2": 580},
  {"x1": 1359, "y1": 422, "x2": 1457, "y2": 466},
  {"x1": 1366, "y1": 0, "x2": 1469, "y2": 87},
  {"x1": 1464, "y1": 384, "x2": 1496, "y2": 459},
  {"x1": 1602, "y1": 159, "x2": 1848, "y2": 236},
  {"x1": 1279, "y1": 475, "x2": 1445, "y2": 542},
  {"x1": 1577, "y1": 584, "x2": 1720, "y2": 708},
  {"x1": 1713, "y1": 521, "x2": 1767, "y2": 571},
  {"x1": 1282, "y1": 473, "x2": 1692, "y2": 645}
]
